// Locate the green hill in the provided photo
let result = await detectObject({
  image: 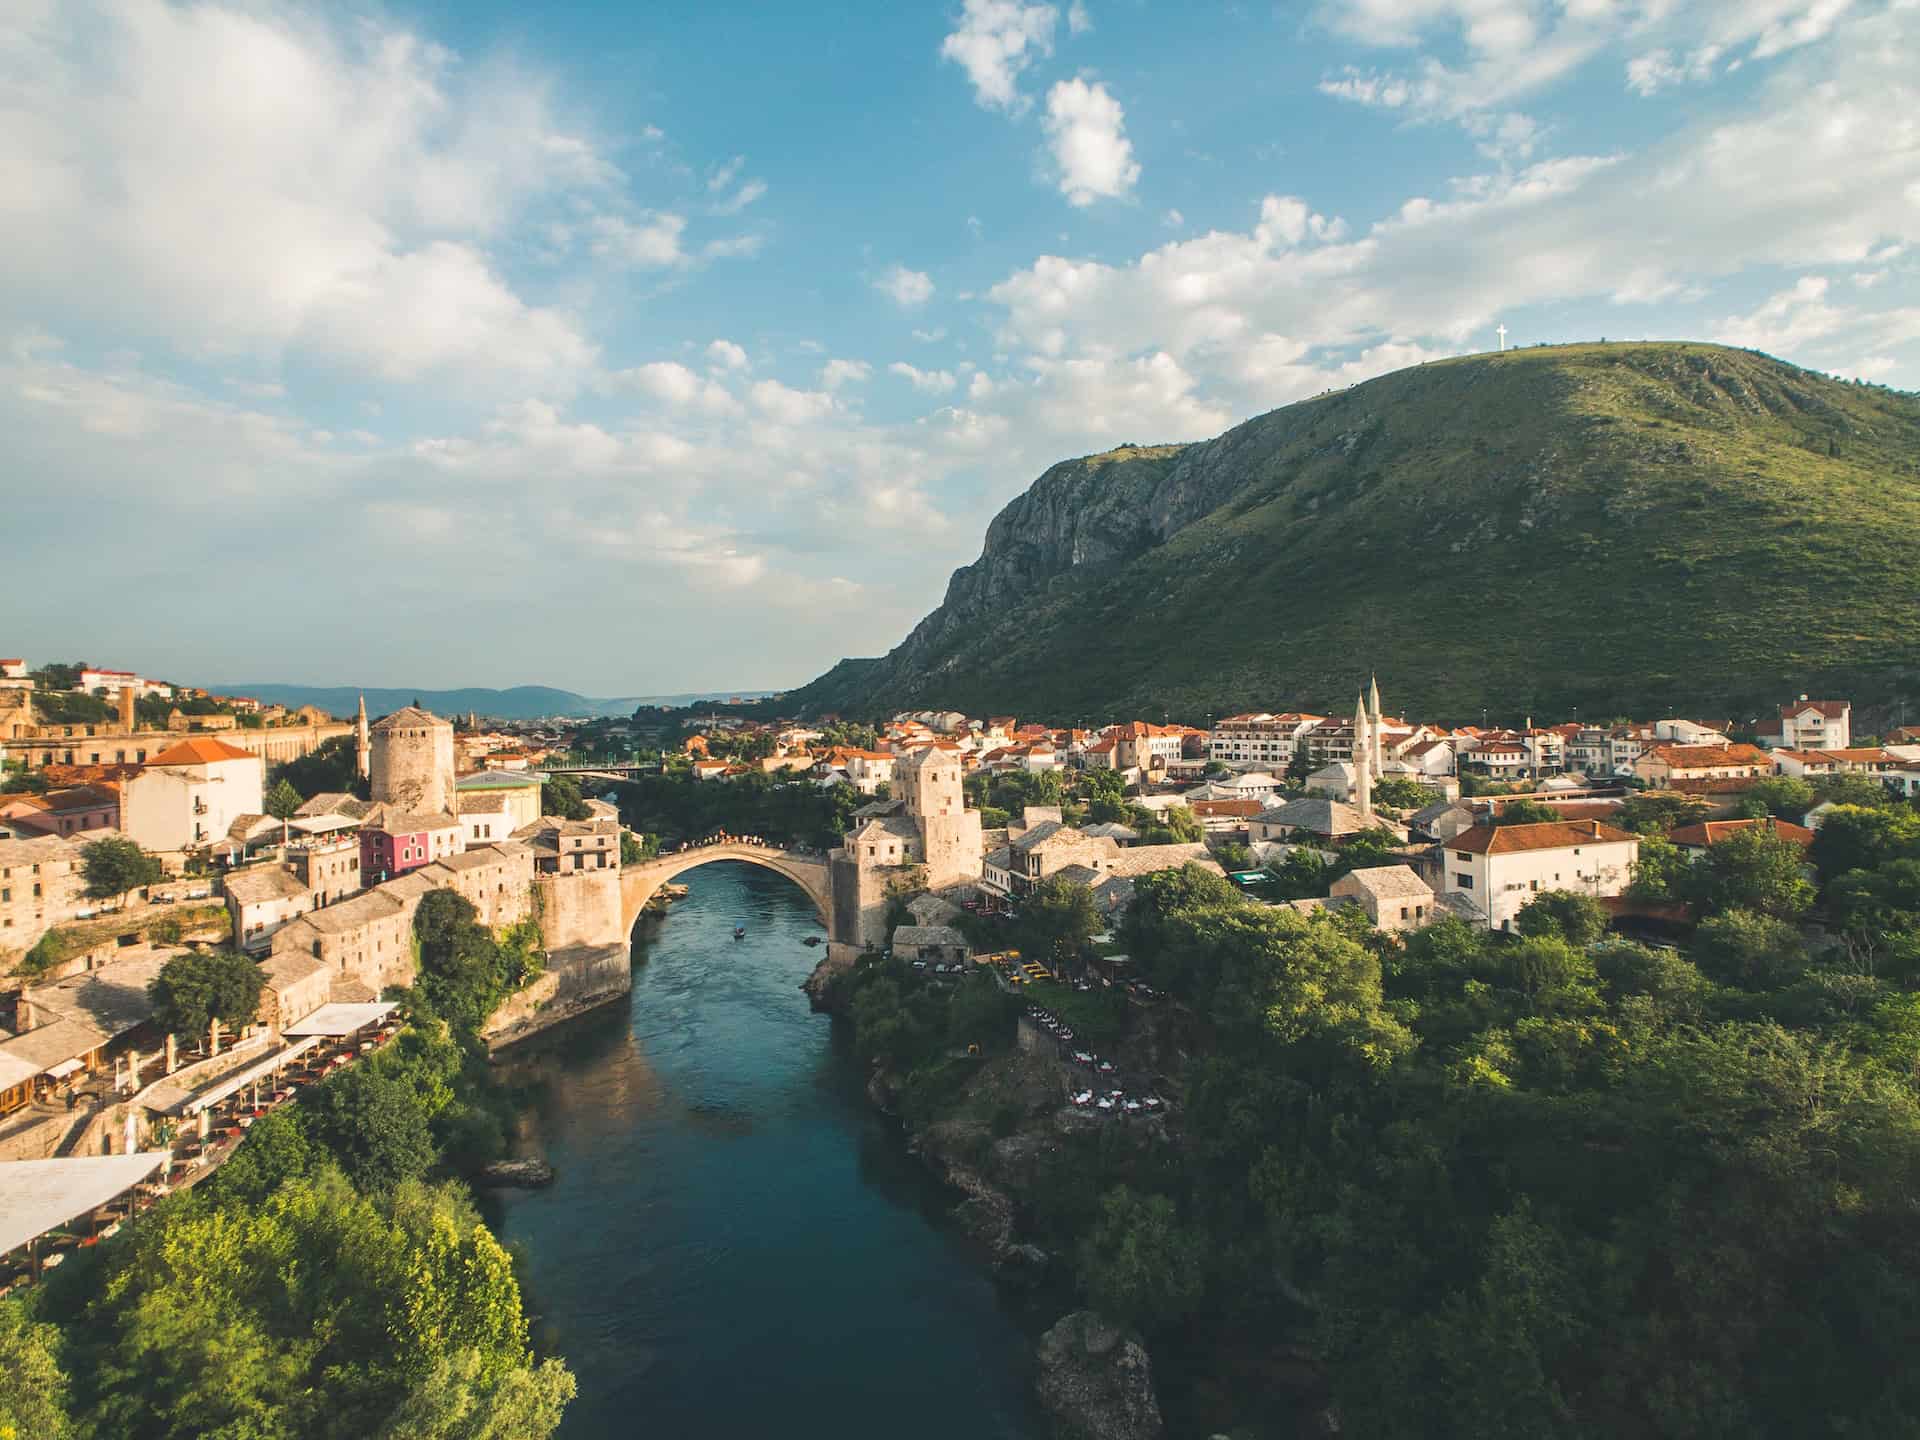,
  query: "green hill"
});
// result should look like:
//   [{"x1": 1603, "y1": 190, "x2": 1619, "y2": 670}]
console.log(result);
[{"x1": 792, "y1": 342, "x2": 1920, "y2": 724}]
